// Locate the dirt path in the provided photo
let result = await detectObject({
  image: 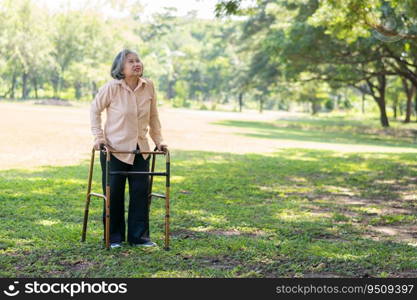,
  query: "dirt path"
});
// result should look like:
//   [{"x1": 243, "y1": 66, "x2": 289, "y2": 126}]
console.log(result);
[{"x1": 1, "y1": 101, "x2": 417, "y2": 170}]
